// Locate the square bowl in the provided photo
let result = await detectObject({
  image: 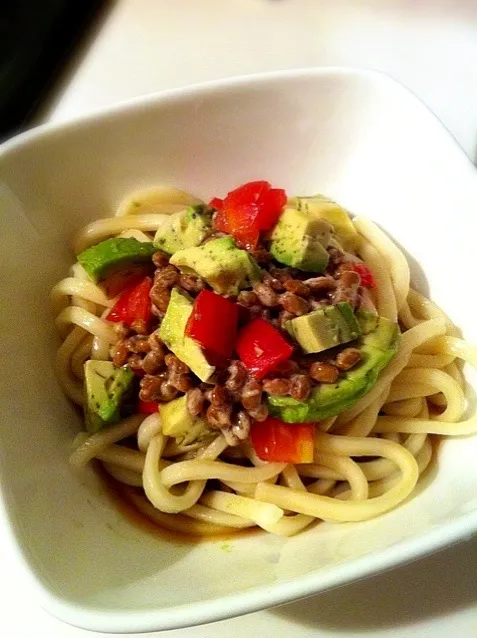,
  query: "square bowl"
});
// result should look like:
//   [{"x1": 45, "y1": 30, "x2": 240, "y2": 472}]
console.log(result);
[{"x1": 1, "y1": 68, "x2": 477, "y2": 633}]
